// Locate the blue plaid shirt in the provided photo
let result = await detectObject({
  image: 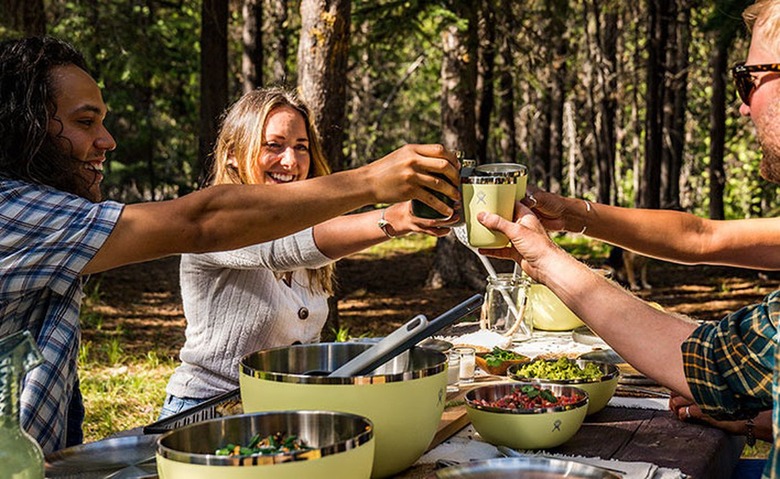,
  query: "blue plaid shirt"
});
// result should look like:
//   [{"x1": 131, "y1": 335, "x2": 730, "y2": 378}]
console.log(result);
[
  {"x1": 0, "y1": 179, "x2": 122, "y2": 453},
  {"x1": 683, "y1": 290, "x2": 779, "y2": 479}
]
